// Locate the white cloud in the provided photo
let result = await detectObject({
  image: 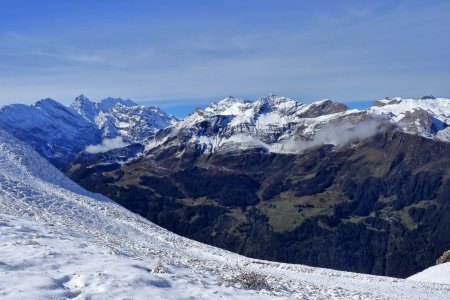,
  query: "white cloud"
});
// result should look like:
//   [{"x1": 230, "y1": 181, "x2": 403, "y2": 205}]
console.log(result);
[
  {"x1": 275, "y1": 118, "x2": 386, "y2": 153},
  {"x1": 85, "y1": 137, "x2": 128, "y2": 154}
]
